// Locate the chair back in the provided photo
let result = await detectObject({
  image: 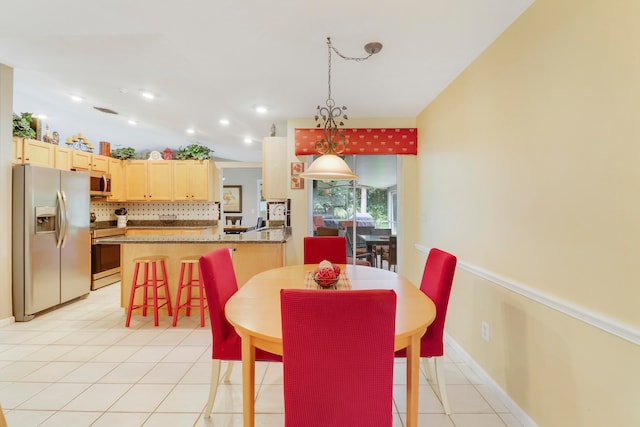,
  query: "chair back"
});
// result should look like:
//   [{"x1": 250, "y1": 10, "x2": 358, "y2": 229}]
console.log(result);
[
  {"x1": 371, "y1": 228, "x2": 392, "y2": 236},
  {"x1": 199, "y1": 248, "x2": 242, "y2": 360},
  {"x1": 316, "y1": 226, "x2": 339, "y2": 236},
  {"x1": 225, "y1": 215, "x2": 242, "y2": 225},
  {"x1": 387, "y1": 235, "x2": 397, "y2": 266},
  {"x1": 199, "y1": 247, "x2": 281, "y2": 362},
  {"x1": 281, "y1": 289, "x2": 396, "y2": 427},
  {"x1": 303, "y1": 236, "x2": 347, "y2": 264},
  {"x1": 419, "y1": 248, "x2": 457, "y2": 356}
]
